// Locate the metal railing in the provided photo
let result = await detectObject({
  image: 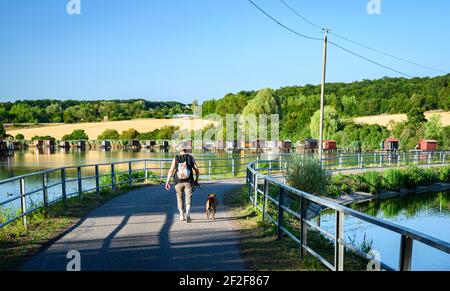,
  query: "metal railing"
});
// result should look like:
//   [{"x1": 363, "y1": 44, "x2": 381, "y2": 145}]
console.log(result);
[
  {"x1": 246, "y1": 159, "x2": 450, "y2": 271},
  {"x1": 0, "y1": 155, "x2": 262, "y2": 230},
  {"x1": 321, "y1": 150, "x2": 450, "y2": 172}
]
